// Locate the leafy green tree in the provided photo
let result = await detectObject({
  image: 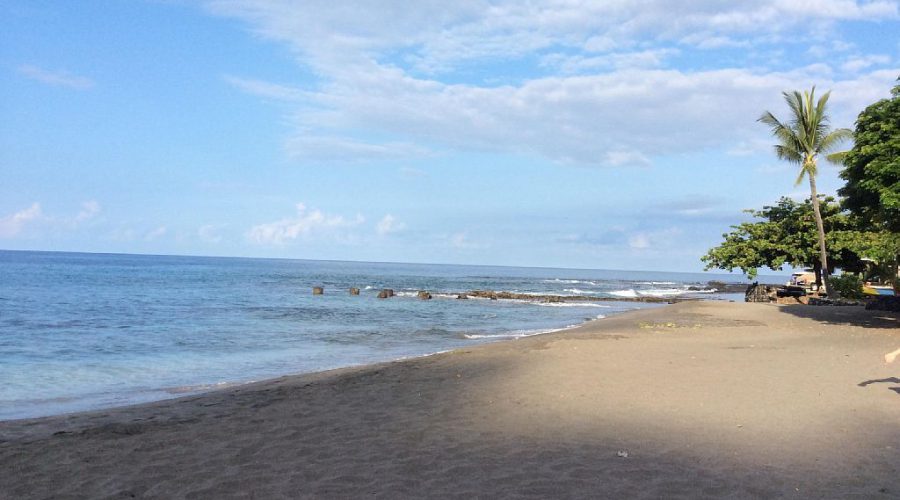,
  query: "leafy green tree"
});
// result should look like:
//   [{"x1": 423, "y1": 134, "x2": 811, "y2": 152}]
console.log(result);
[
  {"x1": 759, "y1": 87, "x2": 851, "y2": 295},
  {"x1": 840, "y1": 80, "x2": 900, "y2": 232},
  {"x1": 702, "y1": 197, "x2": 861, "y2": 281},
  {"x1": 838, "y1": 80, "x2": 900, "y2": 292}
]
